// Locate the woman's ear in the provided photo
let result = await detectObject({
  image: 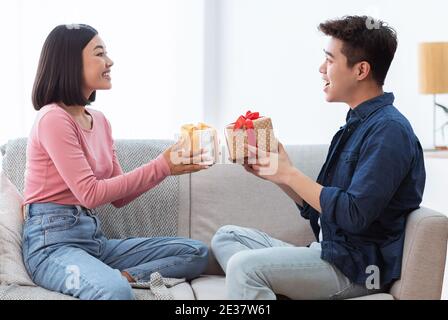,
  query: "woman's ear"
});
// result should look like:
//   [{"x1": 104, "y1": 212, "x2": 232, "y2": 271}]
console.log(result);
[{"x1": 356, "y1": 61, "x2": 371, "y2": 81}]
